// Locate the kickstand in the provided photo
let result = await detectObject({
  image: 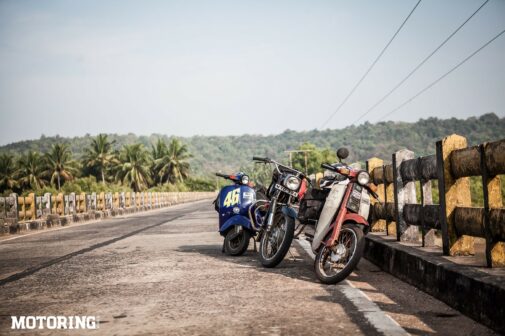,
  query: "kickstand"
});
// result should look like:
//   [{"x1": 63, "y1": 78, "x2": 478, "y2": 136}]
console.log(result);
[
  {"x1": 221, "y1": 240, "x2": 225, "y2": 253},
  {"x1": 253, "y1": 238, "x2": 257, "y2": 252},
  {"x1": 288, "y1": 248, "x2": 297, "y2": 261}
]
